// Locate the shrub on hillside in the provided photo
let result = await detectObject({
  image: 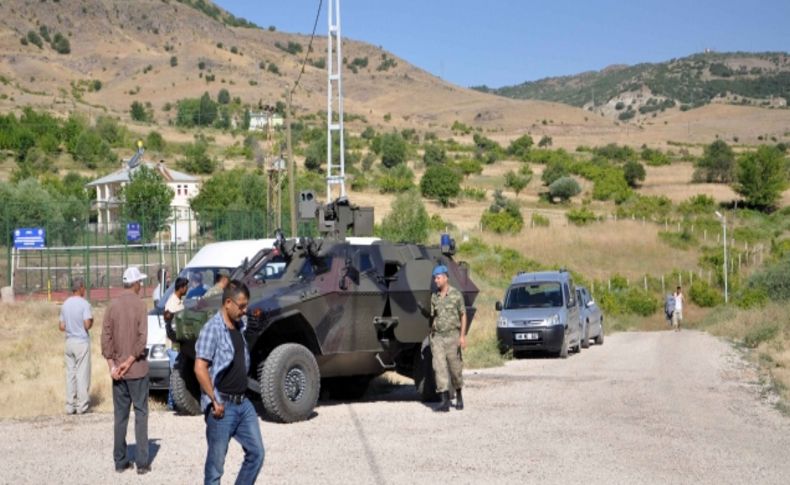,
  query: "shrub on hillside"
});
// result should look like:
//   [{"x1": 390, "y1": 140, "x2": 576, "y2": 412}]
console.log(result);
[
  {"x1": 746, "y1": 257, "x2": 790, "y2": 301},
  {"x1": 693, "y1": 140, "x2": 735, "y2": 183},
  {"x1": 566, "y1": 207, "x2": 597, "y2": 225},
  {"x1": 420, "y1": 164, "x2": 461, "y2": 206},
  {"x1": 505, "y1": 170, "x2": 531, "y2": 197},
  {"x1": 378, "y1": 164, "x2": 415, "y2": 194},
  {"x1": 507, "y1": 134, "x2": 533, "y2": 160},
  {"x1": 616, "y1": 194, "x2": 673, "y2": 220},
  {"x1": 623, "y1": 160, "x2": 646, "y2": 188},
  {"x1": 52, "y1": 32, "x2": 70, "y2": 54},
  {"x1": 548, "y1": 176, "x2": 581, "y2": 202},
  {"x1": 480, "y1": 190, "x2": 523, "y2": 234},
  {"x1": 541, "y1": 160, "x2": 570, "y2": 186},
  {"x1": 423, "y1": 143, "x2": 446, "y2": 166},
  {"x1": 689, "y1": 280, "x2": 723, "y2": 307},
  {"x1": 733, "y1": 145, "x2": 788, "y2": 209},
  {"x1": 531, "y1": 213, "x2": 550, "y2": 227},
  {"x1": 622, "y1": 288, "x2": 659, "y2": 316},
  {"x1": 377, "y1": 190, "x2": 429, "y2": 243}
]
